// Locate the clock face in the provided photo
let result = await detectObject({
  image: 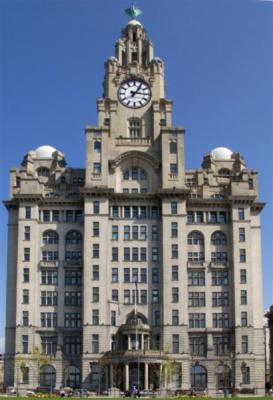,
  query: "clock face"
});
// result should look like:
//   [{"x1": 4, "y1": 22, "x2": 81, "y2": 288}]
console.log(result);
[{"x1": 118, "y1": 79, "x2": 151, "y2": 108}]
